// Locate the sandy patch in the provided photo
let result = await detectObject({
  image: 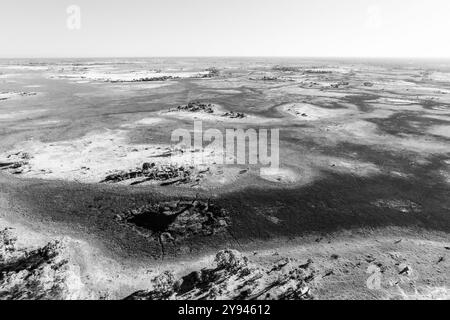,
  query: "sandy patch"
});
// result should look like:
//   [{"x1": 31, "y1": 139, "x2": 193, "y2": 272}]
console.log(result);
[
  {"x1": 120, "y1": 117, "x2": 169, "y2": 128},
  {"x1": 415, "y1": 86, "x2": 450, "y2": 95},
  {"x1": 278, "y1": 86, "x2": 355, "y2": 98},
  {"x1": 0, "y1": 65, "x2": 48, "y2": 71},
  {"x1": 108, "y1": 82, "x2": 174, "y2": 90},
  {"x1": 52, "y1": 70, "x2": 212, "y2": 83},
  {"x1": 259, "y1": 167, "x2": 301, "y2": 183},
  {"x1": 134, "y1": 118, "x2": 165, "y2": 126},
  {"x1": 31, "y1": 119, "x2": 61, "y2": 126},
  {"x1": 210, "y1": 89, "x2": 243, "y2": 94},
  {"x1": 0, "y1": 130, "x2": 172, "y2": 183},
  {"x1": 279, "y1": 103, "x2": 356, "y2": 121},
  {"x1": 429, "y1": 72, "x2": 450, "y2": 82},
  {"x1": 124, "y1": 231, "x2": 450, "y2": 300},
  {"x1": 377, "y1": 97, "x2": 418, "y2": 105}
]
